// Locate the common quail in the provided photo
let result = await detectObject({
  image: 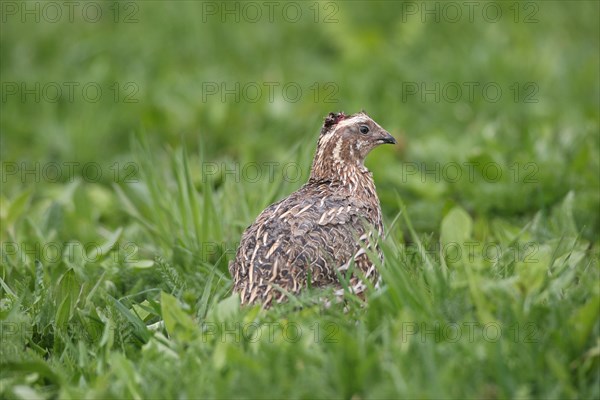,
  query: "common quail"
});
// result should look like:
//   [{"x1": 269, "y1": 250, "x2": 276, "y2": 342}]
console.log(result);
[{"x1": 229, "y1": 111, "x2": 396, "y2": 307}]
